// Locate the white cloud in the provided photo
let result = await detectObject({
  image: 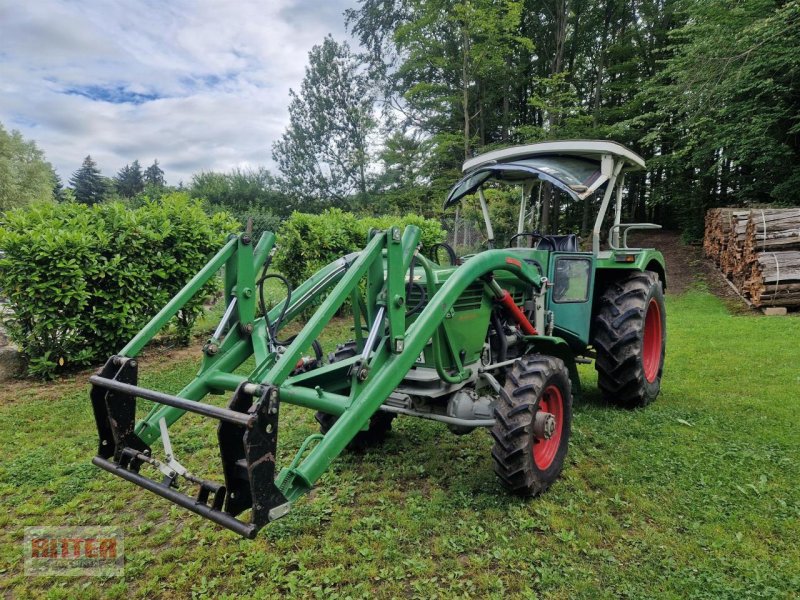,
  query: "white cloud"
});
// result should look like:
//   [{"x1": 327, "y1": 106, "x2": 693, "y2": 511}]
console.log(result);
[{"x1": 0, "y1": 0, "x2": 355, "y2": 184}]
